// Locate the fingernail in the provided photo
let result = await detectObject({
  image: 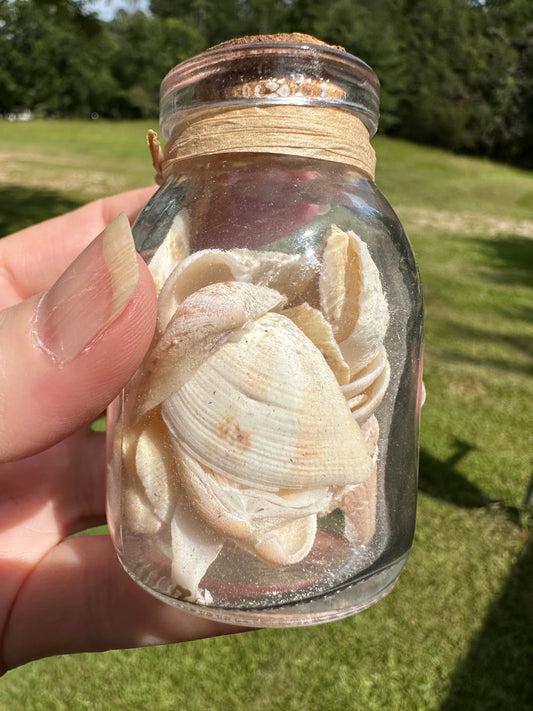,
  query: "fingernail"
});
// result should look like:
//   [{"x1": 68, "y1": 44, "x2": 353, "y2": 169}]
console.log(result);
[{"x1": 34, "y1": 213, "x2": 139, "y2": 363}]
